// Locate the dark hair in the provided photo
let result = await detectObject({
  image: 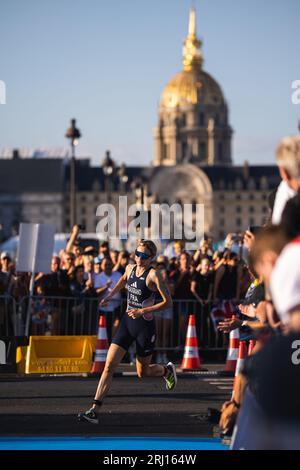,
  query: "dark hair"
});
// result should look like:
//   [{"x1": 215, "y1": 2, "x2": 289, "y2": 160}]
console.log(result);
[
  {"x1": 74, "y1": 265, "x2": 84, "y2": 276},
  {"x1": 280, "y1": 191, "x2": 300, "y2": 240}
]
